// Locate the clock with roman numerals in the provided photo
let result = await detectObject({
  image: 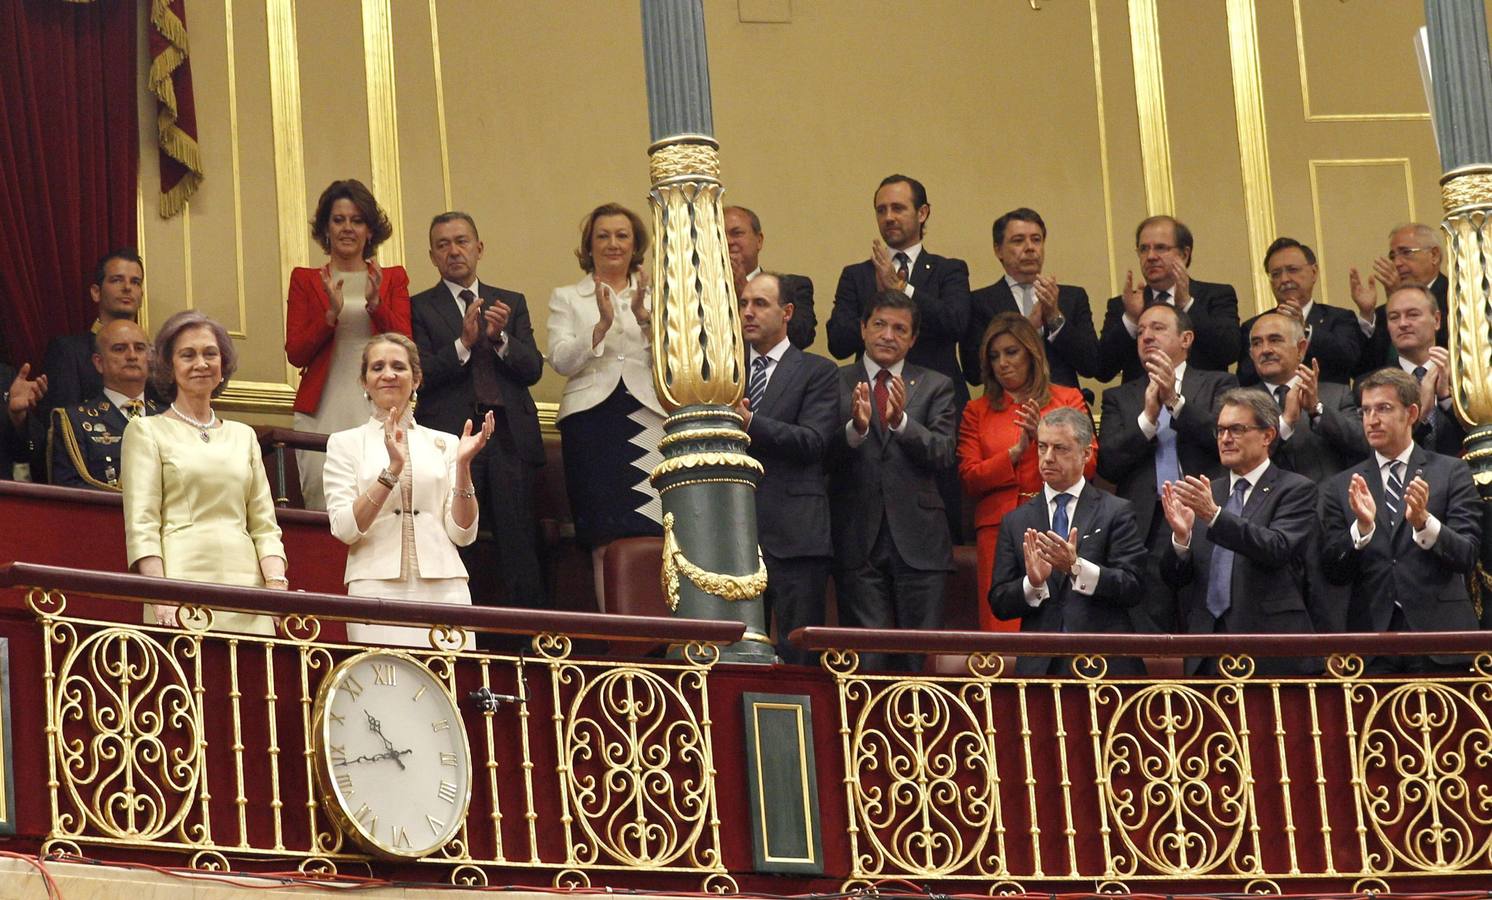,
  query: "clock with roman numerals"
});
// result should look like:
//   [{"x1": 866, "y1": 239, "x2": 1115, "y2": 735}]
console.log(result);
[{"x1": 311, "y1": 649, "x2": 472, "y2": 859}]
